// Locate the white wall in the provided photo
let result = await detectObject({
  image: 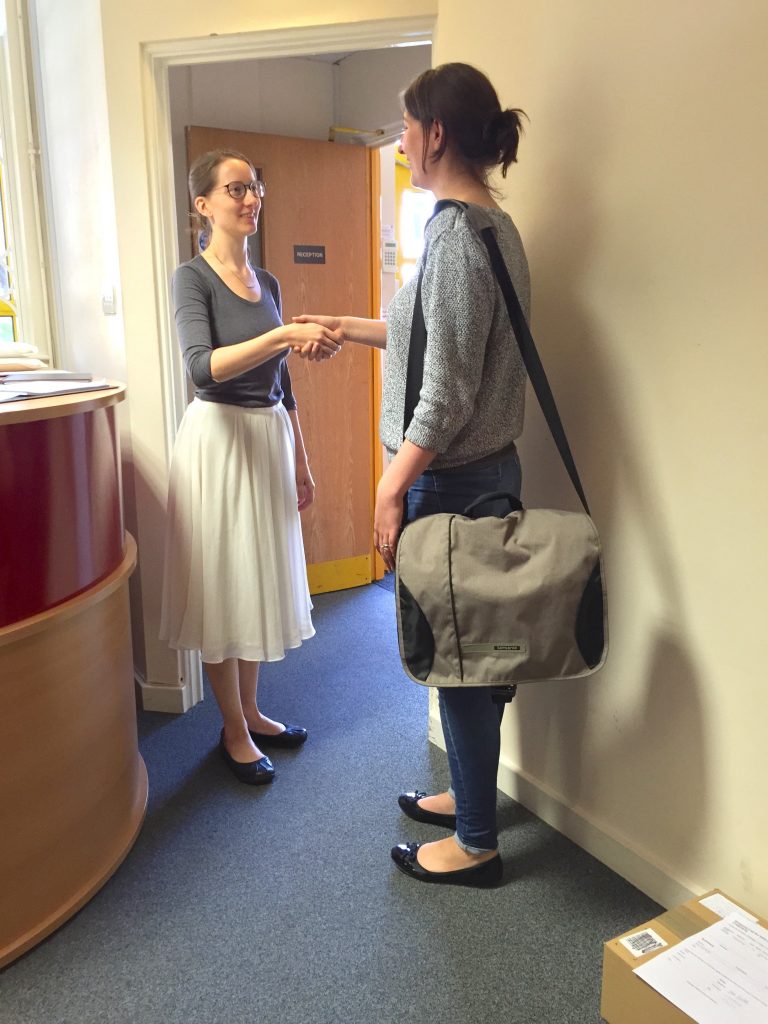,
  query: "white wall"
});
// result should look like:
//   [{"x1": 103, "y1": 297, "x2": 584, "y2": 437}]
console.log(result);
[
  {"x1": 378, "y1": 142, "x2": 397, "y2": 315},
  {"x1": 30, "y1": 0, "x2": 125, "y2": 382},
  {"x1": 335, "y1": 45, "x2": 431, "y2": 133}
]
